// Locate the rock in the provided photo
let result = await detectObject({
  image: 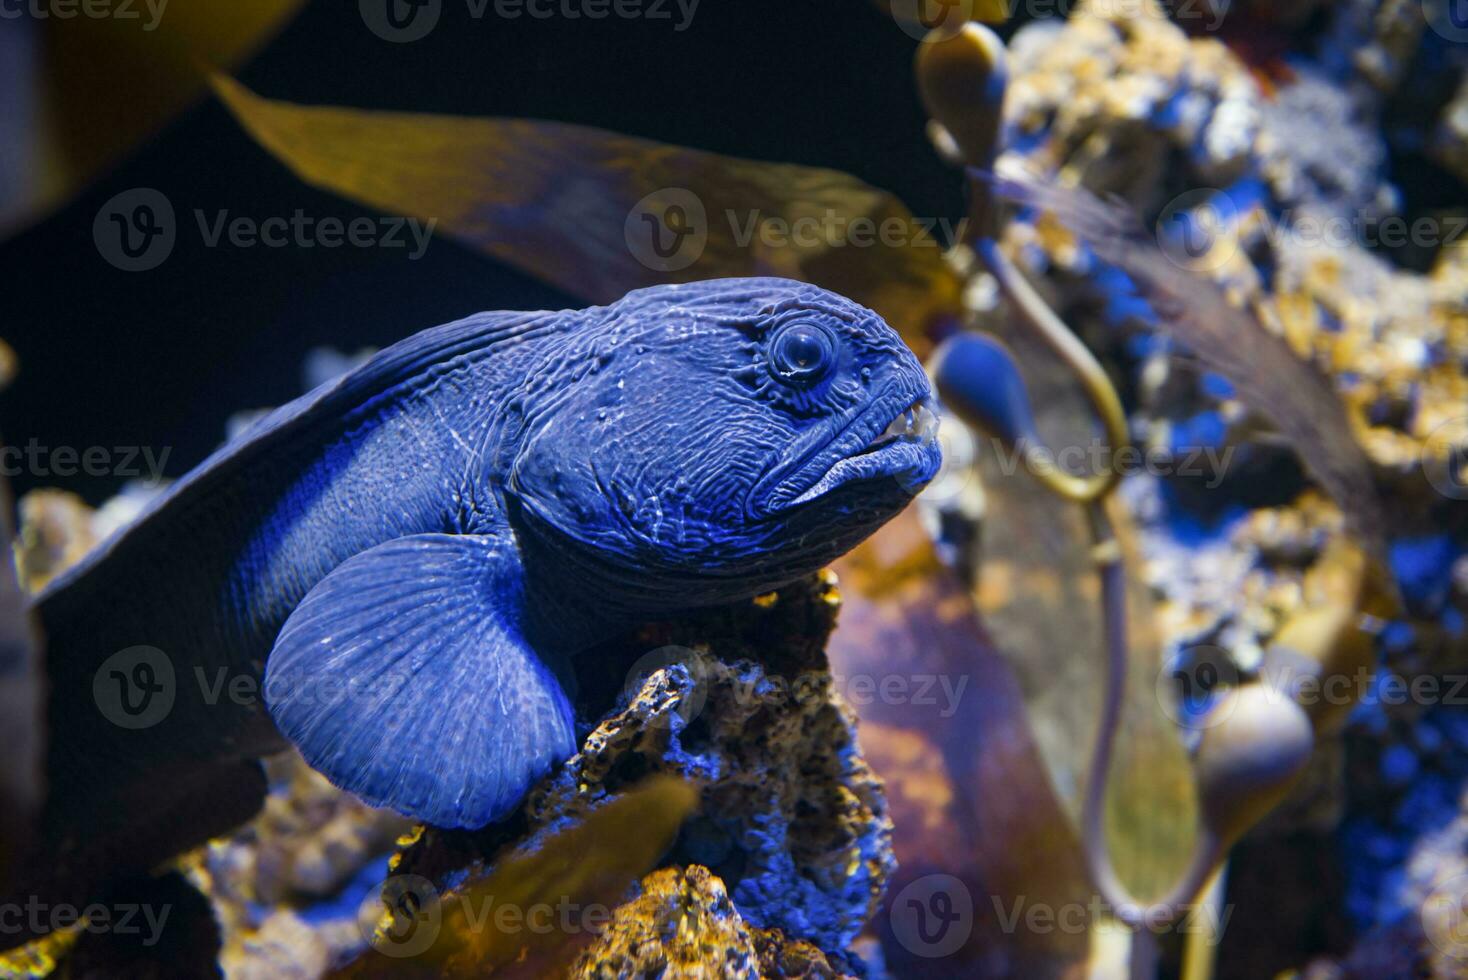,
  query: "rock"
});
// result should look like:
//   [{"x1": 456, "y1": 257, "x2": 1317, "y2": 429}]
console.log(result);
[
  {"x1": 222, "y1": 911, "x2": 331, "y2": 980},
  {"x1": 14, "y1": 489, "x2": 97, "y2": 592},
  {"x1": 1432, "y1": 75, "x2": 1468, "y2": 186},
  {"x1": 569, "y1": 866, "x2": 760, "y2": 980},
  {"x1": 750, "y1": 926, "x2": 848, "y2": 979},
  {"x1": 1005, "y1": 0, "x2": 1263, "y2": 198},
  {"x1": 394, "y1": 575, "x2": 895, "y2": 962},
  {"x1": 570, "y1": 865, "x2": 853, "y2": 980},
  {"x1": 1001, "y1": 1, "x2": 1467, "y2": 505}
]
